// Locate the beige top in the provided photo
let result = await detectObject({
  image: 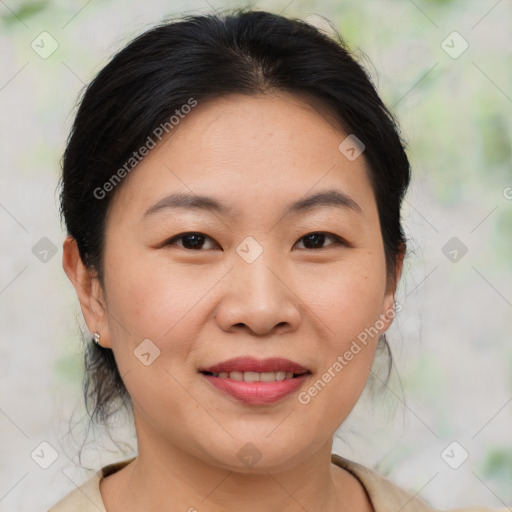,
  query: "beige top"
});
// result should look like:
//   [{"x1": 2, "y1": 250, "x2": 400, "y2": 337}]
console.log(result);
[{"x1": 48, "y1": 454, "x2": 508, "y2": 511}]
